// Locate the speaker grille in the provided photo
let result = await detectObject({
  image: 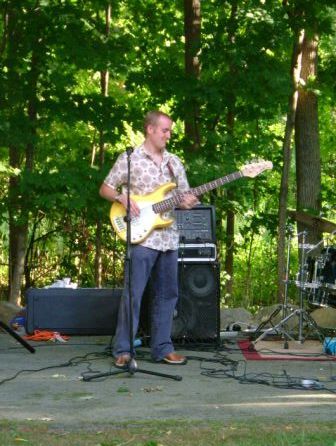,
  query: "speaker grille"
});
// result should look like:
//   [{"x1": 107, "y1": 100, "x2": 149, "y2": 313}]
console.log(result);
[{"x1": 179, "y1": 263, "x2": 218, "y2": 298}]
